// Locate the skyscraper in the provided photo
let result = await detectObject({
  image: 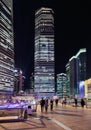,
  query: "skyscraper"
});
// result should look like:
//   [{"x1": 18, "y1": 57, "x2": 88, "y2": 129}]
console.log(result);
[
  {"x1": 0, "y1": 0, "x2": 14, "y2": 96},
  {"x1": 34, "y1": 7, "x2": 55, "y2": 98},
  {"x1": 76, "y1": 48, "x2": 86, "y2": 81},
  {"x1": 76, "y1": 48, "x2": 86, "y2": 98},
  {"x1": 57, "y1": 73, "x2": 67, "y2": 99},
  {"x1": 68, "y1": 48, "x2": 86, "y2": 98}
]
